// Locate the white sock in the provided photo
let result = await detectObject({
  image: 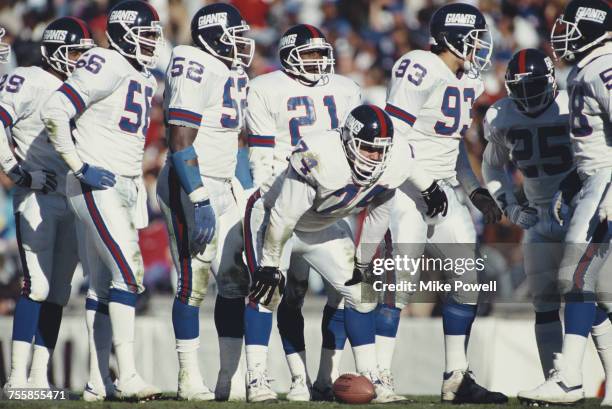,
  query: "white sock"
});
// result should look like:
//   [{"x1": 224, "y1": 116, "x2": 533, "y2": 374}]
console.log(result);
[
  {"x1": 286, "y1": 351, "x2": 308, "y2": 380},
  {"x1": 592, "y1": 319, "x2": 612, "y2": 397},
  {"x1": 86, "y1": 308, "x2": 112, "y2": 388},
  {"x1": 316, "y1": 348, "x2": 343, "y2": 386},
  {"x1": 9, "y1": 340, "x2": 31, "y2": 384},
  {"x1": 561, "y1": 333, "x2": 587, "y2": 385},
  {"x1": 376, "y1": 335, "x2": 396, "y2": 372},
  {"x1": 109, "y1": 301, "x2": 136, "y2": 381},
  {"x1": 246, "y1": 345, "x2": 268, "y2": 372},
  {"x1": 535, "y1": 321, "x2": 563, "y2": 376},
  {"x1": 29, "y1": 345, "x2": 52, "y2": 386},
  {"x1": 444, "y1": 334, "x2": 468, "y2": 373},
  {"x1": 352, "y1": 343, "x2": 377, "y2": 374},
  {"x1": 176, "y1": 338, "x2": 201, "y2": 379}
]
